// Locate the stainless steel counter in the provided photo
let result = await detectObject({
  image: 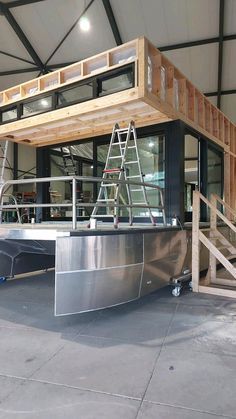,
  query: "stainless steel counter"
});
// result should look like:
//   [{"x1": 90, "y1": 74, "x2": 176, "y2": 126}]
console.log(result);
[{"x1": 0, "y1": 222, "x2": 221, "y2": 316}]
